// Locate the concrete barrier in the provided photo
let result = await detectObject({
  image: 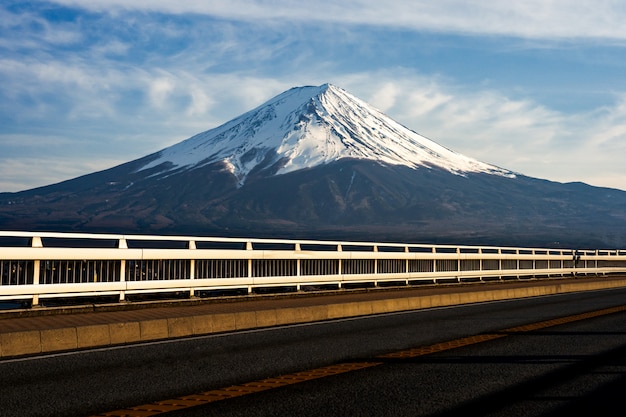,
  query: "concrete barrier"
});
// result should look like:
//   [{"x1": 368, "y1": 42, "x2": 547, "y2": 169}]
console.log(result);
[
  {"x1": 2, "y1": 278, "x2": 626, "y2": 359},
  {"x1": 109, "y1": 322, "x2": 141, "y2": 345}
]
